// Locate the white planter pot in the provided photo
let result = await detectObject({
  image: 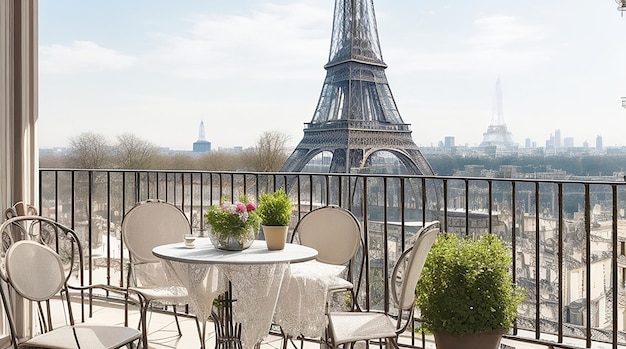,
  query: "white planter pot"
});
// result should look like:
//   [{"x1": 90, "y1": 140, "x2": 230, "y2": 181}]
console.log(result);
[{"x1": 262, "y1": 225, "x2": 289, "y2": 250}]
